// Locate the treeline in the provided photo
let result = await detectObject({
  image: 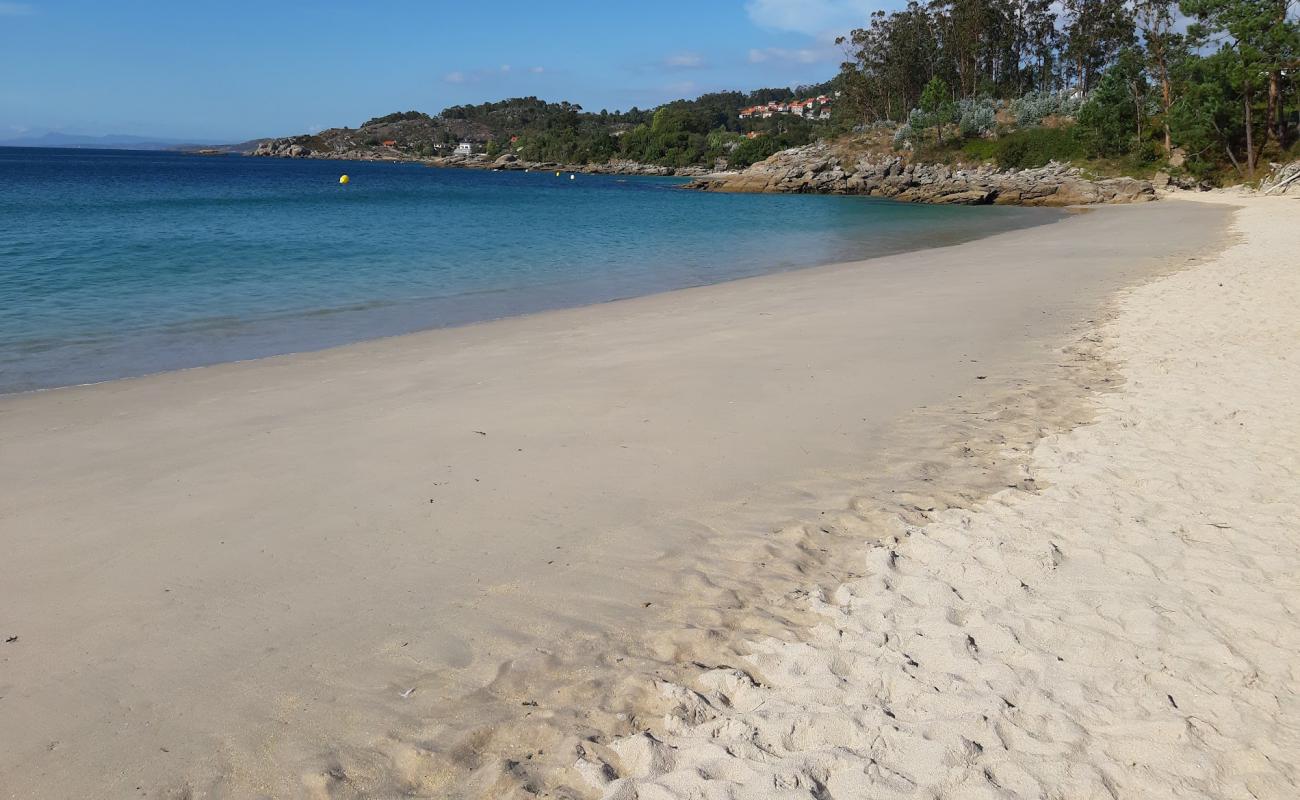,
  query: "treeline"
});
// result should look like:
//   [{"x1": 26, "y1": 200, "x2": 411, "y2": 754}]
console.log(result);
[
  {"x1": 434, "y1": 84, "x2": 837, "y2": 168},
  {"x1": 836, "y1": 0, "x2": 1300, "y2": 179}
]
